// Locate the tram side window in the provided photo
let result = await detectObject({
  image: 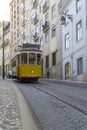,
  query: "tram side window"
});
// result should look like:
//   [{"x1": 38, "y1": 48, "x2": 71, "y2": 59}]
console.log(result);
[
  {"x1": 21, "y1": 53, "x2": 27, "y2": 64},
  {"x1": 12, "y1": 57, "x2": 16, "y2": 67},
  {"x1": 29, "y1": 53, "x2": 36, "y2": 64},
  {"x1": 37, "y1": 54, "x2": 41, "y2": 65},
  {"x1": 17, "y1": 54, "x2": 20, "y2": 65}
]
